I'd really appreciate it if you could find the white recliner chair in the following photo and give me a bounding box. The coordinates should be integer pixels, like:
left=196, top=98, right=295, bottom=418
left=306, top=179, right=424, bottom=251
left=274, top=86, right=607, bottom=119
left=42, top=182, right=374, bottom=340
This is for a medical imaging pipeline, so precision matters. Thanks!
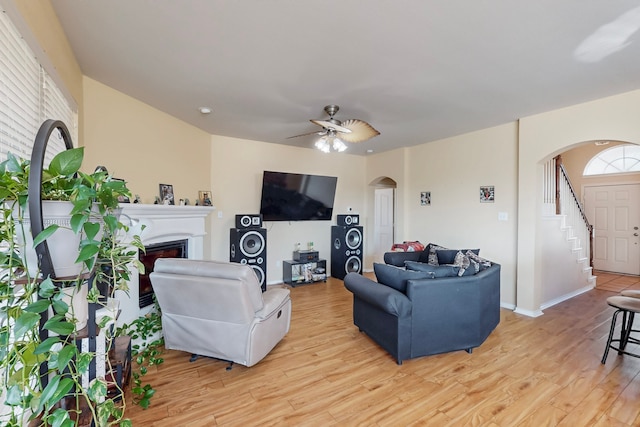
left=149, top=258, right=291, bottom=367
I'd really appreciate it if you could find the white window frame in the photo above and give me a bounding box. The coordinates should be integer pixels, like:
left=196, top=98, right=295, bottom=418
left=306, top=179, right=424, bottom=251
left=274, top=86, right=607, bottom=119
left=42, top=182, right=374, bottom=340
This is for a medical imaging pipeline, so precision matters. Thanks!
left=583, top=144, right=640, bottom=176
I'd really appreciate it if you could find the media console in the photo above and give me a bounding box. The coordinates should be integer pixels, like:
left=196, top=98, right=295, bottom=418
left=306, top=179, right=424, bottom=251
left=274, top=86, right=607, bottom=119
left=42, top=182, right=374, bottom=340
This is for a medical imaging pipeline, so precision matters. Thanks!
left=283, top=258, right=327, bottom=287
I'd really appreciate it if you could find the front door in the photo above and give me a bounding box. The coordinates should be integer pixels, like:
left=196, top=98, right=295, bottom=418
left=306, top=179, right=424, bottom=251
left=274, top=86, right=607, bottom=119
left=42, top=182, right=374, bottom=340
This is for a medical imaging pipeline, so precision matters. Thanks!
left=584, top=184, right=640, bottom=275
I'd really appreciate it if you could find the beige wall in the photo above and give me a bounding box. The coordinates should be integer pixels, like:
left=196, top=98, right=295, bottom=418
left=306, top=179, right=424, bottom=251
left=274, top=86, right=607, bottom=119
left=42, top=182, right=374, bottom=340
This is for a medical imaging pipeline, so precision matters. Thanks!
left=82, top=77, right=212, bottom=206
left=402, top=123, right=519, bottom=306
left=210, top=135, right=366, bottom=283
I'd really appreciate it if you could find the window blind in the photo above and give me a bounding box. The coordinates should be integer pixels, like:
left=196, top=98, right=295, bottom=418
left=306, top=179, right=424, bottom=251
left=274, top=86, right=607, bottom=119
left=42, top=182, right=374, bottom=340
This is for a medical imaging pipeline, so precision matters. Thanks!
left=0, top=9, right=76, bottom=164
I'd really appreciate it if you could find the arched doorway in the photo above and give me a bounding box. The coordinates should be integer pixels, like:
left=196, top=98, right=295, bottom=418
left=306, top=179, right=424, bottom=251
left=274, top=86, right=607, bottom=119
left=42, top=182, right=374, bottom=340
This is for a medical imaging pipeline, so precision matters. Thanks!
left=562, top=141, right=640, bottom=275
left=370, top=177, right=397, bottom=264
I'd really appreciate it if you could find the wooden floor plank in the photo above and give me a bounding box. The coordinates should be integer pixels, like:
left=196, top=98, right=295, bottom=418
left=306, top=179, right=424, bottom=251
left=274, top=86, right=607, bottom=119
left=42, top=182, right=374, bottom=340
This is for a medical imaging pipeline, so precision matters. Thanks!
left=123, top=270, right=640, bottom=426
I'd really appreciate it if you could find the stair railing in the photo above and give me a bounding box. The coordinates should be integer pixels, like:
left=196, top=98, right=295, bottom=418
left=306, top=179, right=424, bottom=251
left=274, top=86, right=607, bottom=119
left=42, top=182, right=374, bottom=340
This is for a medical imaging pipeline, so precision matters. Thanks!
left=553, top=155, right=594, bottom=268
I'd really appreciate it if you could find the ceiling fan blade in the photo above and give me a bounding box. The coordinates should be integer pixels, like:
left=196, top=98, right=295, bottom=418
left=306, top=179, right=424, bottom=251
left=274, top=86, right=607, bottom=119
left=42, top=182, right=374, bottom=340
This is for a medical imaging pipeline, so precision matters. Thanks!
left=286, top=130, right=325, bottom=139
left=338, top=119, right=380, bottom=143
left=310, top=119, right=352, bottom=134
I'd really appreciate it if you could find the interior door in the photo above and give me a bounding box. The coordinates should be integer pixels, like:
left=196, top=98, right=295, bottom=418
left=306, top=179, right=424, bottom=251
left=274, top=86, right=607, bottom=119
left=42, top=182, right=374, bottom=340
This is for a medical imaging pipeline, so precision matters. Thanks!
left=584, top=184, right=640, bottom=275
left=373, top=188, right=395, bottom=264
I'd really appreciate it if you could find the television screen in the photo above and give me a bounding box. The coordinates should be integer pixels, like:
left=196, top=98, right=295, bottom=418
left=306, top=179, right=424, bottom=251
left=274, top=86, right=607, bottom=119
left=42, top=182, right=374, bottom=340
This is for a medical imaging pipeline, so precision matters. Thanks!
left=259, top=171, right=337, bottom=221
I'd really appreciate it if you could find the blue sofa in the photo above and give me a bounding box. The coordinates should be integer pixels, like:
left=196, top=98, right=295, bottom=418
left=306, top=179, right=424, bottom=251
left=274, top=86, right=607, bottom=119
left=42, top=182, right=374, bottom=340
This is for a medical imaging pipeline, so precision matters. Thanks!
left=343, top=248, right=500, bottom=364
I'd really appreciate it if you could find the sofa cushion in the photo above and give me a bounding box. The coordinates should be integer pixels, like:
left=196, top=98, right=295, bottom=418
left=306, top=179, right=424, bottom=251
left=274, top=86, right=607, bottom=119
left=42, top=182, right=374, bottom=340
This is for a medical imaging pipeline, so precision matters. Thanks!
left=374, top=263, right=432, bottom=293
left=404, top=261, right=459, bottom=278
left=436, top=248, right=480, bottom=265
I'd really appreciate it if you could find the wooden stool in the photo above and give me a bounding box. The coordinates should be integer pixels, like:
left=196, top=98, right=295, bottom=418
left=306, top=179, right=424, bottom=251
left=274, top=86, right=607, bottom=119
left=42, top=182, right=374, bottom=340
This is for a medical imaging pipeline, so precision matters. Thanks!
left=601, top=296, right=640, bottom=364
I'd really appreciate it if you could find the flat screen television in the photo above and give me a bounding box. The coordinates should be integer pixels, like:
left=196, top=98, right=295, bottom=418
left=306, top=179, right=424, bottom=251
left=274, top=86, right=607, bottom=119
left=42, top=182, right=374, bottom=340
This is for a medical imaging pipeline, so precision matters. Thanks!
left=259, top=171, right=337, bottom=221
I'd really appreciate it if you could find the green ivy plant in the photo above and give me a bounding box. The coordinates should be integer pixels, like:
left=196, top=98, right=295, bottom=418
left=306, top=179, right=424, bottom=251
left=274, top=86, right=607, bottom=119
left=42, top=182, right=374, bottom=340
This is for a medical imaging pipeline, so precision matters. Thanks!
left=116, top=301, right=164, bottom=410
left=0, top=147, right=144, bottom=426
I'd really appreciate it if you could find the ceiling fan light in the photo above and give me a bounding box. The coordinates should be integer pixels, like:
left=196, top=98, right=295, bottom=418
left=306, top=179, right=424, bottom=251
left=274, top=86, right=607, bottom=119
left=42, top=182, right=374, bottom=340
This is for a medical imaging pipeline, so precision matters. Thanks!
left=315, top=138, right=330, bottom=153
left=333, top=139, right=347, bottom=152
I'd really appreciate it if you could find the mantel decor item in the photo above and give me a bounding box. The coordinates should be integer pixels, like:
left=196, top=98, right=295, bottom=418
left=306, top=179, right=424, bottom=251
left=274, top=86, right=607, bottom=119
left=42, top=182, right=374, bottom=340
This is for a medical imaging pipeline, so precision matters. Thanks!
left=199, top=190, right=212, bottom=206
left=480, top=186, right=495, bottom=203
left=159, top=183, right=175, bottom=205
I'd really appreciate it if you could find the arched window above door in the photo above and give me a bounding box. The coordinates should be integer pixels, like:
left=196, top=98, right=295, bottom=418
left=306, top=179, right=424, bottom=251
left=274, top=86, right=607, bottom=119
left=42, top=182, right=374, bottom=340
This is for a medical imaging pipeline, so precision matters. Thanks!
left=583, top=144, right=640, bottom=176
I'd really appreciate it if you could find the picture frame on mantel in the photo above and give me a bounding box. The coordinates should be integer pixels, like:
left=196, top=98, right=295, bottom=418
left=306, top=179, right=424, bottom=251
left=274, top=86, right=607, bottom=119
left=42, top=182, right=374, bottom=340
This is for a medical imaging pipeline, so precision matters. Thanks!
left=199, top=190, right=212, bottom=206
left=159, top=183, right=175, bottom=205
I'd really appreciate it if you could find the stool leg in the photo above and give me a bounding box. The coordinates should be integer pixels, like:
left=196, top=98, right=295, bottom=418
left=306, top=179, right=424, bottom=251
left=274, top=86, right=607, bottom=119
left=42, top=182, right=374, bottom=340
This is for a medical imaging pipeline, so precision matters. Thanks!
left=619, top=310, right=629, bottom=353
left=622, top=312, right=636, bottom=351
left=602, top=309, right=622, bottom=364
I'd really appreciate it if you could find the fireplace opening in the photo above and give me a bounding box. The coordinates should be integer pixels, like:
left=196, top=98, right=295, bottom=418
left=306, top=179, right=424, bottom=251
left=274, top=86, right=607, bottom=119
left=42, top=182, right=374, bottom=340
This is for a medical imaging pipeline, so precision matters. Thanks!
left=139, top=239, right=188, bottom=308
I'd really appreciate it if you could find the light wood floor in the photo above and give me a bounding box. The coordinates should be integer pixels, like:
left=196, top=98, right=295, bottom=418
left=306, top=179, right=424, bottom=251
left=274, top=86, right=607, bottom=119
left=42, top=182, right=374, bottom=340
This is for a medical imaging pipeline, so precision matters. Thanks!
left=124, top=271, right=640, bottom=426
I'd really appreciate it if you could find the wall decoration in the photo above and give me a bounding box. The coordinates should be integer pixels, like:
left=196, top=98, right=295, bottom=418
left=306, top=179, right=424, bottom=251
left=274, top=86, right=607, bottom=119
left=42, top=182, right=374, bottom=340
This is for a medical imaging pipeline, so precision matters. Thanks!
left=199, top=190, right=213, bottom=206
left=159, top=183, right=175, bottom=205
left=420, top=191, right=431, bottom=206
left=480, top=186, right=495, bottom=203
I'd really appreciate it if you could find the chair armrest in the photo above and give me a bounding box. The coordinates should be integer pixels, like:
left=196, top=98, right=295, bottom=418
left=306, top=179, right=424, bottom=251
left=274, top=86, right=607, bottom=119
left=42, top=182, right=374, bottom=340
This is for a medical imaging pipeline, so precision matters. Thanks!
left=383, top=251, right=422, bottom=267
left=255, top=287, right=290, bottom=319
left=344, top=273, right=411, bottom=317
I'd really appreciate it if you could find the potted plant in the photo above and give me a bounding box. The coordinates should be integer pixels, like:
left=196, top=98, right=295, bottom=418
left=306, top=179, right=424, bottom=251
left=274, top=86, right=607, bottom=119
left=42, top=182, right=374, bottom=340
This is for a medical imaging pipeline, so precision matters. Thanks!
left=0, top=120, right=143, bottom=426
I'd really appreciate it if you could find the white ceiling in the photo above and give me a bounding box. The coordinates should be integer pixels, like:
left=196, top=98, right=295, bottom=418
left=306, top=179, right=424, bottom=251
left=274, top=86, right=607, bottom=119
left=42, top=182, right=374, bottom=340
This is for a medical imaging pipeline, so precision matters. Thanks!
left=50, top=1, right=640, bottom=156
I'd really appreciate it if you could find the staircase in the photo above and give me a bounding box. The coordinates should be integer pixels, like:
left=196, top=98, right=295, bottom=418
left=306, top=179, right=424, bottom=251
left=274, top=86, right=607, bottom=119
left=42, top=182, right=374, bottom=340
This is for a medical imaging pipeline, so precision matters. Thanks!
left=540, top=156, right=596, bottom=308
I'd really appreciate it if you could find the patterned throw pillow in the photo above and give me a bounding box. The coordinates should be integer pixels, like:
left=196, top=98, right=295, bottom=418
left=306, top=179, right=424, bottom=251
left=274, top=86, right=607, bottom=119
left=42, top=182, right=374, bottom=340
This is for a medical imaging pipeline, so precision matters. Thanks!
left=465, top=250, right=492, bottom=271
left=419, top=243, right=449, bottom=265
left=452, top=251, right=472, bottom=276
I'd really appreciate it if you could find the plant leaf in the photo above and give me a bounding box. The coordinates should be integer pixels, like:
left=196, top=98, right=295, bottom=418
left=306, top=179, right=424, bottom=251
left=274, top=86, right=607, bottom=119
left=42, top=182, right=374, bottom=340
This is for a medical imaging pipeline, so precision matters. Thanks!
left=44, top=317, right=75, bottom=335
left=48, top=408, right=73, bottom=427
left=45, top=377, right=74, bottom=411
left=35, top=336, right=62, bottom=354
left=14, top=312, right=40, bottom=338
left=24, top=299, right=52, bottom=313
left=75, top=243, right=99, bottom=263
left=33, top=224, right=59, bottom=247
left=39, top=278, right=56, bottom=298
left=54, top=344, right=76, bottom=371
left=48, top=147, right=83, bottom=176
left=83, top=221, right=101, bottom=241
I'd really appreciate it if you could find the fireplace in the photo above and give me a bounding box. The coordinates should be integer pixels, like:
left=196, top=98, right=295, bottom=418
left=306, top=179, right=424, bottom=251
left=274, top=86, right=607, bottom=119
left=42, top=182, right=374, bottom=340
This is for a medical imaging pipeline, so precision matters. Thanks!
left=138, top=239, right=188, bottom=308
left=115, top=204, right=215, bottom=327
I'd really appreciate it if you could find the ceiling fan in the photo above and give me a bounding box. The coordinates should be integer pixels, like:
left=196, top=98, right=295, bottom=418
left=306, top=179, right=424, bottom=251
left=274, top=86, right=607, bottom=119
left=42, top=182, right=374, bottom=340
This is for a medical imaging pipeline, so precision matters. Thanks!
left=288, top=105, right=380, bottom=152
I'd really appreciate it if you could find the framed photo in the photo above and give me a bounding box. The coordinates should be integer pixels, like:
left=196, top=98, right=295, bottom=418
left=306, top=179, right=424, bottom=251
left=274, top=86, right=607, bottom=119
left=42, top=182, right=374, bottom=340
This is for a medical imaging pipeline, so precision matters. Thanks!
left=159, top=183, right=175, bottom=205
left=480, top=186, right=495, bottom=203
left=420, top=191, right=431, bottom=206
left=199, top=190, right=212, bottom=206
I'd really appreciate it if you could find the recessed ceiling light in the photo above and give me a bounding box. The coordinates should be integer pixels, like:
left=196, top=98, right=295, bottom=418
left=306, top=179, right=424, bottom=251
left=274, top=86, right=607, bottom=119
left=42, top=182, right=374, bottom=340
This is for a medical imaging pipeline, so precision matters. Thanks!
left=595, top=140, right=610, bottom=146
left=199, top=107, right=212, bottom=114
left=367, top=149, right=374, bottom=153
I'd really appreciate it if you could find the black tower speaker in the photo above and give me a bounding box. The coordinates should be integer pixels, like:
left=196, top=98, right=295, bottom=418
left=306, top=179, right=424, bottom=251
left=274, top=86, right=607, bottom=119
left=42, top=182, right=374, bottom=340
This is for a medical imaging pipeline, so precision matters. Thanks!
left=230, top=227, right=267, bottom=291
left=235, top=214, right=263, bottom=229
left=337, top=214, right=360, bottom=226
left=331, top=225, right=363, bottom=280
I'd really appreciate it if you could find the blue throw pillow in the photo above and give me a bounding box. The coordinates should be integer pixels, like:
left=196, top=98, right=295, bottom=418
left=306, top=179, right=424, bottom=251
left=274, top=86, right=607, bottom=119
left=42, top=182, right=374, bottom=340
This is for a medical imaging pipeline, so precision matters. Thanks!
left=435, top=248, right=480, bottom=265
left=374, top=263, right=431, bottom=293
left=404, top=261, right=459, bottom=278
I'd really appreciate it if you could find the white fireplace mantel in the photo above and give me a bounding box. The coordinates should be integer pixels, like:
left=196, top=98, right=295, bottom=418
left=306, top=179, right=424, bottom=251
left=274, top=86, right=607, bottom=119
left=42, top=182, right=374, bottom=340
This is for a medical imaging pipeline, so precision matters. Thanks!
left=116, top=204, right=215, bottom=326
